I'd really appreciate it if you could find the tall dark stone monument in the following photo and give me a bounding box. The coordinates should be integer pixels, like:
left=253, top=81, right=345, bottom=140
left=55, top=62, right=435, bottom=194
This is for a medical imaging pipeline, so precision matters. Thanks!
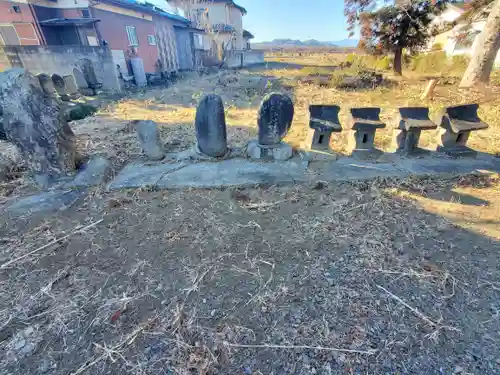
left=195, top=94, right=228, bottom=157
left=257, top=93, right=294, bottom=145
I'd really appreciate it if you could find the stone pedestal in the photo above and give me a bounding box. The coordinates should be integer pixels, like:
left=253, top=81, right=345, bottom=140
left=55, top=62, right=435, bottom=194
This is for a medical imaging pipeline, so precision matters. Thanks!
left=436, top=104, right=488, bottom=156
left=302, top=105, right=341, bottom=154
left=392, top=107, right=437, bottom=153
left=247, top=140, right=293, bottom=161
left=0, top=69, right=77, bottom=188
left=345, top=107, right=385, bottom=154
left=133, top=120, right=165, bottom=160
left=195, top=94, right=228, bottom=157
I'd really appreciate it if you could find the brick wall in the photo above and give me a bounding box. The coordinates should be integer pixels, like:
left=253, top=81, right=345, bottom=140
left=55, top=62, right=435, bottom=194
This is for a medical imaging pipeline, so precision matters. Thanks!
left=91, top=7, right=159, bottom=72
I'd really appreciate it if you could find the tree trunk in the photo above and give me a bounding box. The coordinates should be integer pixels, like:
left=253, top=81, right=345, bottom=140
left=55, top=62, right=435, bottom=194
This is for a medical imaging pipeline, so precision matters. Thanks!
left=459, top=0, right=500, bottom=88
left=393, top=48, right=403, bottom=75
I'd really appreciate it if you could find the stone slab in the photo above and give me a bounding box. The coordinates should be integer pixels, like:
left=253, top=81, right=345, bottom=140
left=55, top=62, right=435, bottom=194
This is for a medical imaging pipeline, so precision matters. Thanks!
left=8, top=189, right=82, bottom=217
left=397, top=156, right=499, bottom=175
left=321, top=159, right=408, bottom=181
left=107, top=162, right=188, bottom=190
left=158, top=159, right=308, bottom=189
left=66, top=156, right=111, bottom=188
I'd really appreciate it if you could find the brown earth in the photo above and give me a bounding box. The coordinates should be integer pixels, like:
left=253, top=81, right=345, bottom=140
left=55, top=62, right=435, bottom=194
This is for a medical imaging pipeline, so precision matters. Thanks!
left=0, top=174, right=499, bottom=375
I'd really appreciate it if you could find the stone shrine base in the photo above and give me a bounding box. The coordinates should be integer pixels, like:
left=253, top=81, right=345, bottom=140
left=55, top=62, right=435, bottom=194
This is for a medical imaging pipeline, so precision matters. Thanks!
left=6, top=152, right=500, bottom=217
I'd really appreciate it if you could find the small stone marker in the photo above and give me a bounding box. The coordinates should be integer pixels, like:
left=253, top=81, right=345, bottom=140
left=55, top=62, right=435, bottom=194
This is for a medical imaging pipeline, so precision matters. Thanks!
left=133, top=120, right=165, bottom=160
left=0, top=69, right=77, bottom=187
left=37, top=73, right=57, bottom=98
left=346, top=107, right=385, bottom=153
left=52, top=74, right=70, bottom=101
left=392, top=107, right=437, bottom=153
left=195, top=94, right=228, bottom=157
left=63, top=75, right=79, bottom=98
left=303, top=105, right=342, bottom=152
left=257, top=93, right=294, bottom=145
left=436, top=104, right=488, bottom=156
left=248, top=93, right=294, bottom=160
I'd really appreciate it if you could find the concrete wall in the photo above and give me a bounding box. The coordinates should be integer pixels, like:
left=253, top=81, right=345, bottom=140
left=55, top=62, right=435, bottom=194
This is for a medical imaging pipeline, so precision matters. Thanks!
left=225, top=49, right=264, bottom=68
left=243, top=50, right=264, bottom=65
left=90, top=7, right=159, bottom=73
left=0, top=45, right=120, bottom=91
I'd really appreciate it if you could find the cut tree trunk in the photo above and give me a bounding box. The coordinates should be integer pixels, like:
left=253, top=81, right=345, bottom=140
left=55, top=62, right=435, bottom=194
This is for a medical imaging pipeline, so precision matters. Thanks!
left=459, top=0, right=500, bottom=88
left=393, top=48, right=403, bottom=75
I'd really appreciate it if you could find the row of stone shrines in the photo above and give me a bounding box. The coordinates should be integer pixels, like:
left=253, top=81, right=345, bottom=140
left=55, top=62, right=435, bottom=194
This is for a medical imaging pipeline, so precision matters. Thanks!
left=189, top=93, right=489, bottom=159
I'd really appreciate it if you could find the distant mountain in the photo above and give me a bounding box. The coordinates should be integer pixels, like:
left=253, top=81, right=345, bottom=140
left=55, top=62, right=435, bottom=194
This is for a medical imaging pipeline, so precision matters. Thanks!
left=253, top=38, right=358, bottom=49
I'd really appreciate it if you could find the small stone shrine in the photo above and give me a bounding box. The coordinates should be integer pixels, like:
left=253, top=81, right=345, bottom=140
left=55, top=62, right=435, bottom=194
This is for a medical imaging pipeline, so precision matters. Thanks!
left=437, top=104, right=488, bottom=156
left=346, top=107, right=385, bottom=153
left=0, top=69, right=77, bottom=187
left=195, top=94, right=228, bottom=157
left=247, top=93, right=294, bottom=160
left=392, top=107, right=437, bottom=153
left=303, top=105, right=342, bottom=152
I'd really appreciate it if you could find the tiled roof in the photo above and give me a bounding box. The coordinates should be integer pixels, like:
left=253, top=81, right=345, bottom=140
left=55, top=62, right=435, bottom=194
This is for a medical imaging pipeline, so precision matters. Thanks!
left=209, top=0, right=247, bottom=15
left=243, top=30, right=254, bottom=39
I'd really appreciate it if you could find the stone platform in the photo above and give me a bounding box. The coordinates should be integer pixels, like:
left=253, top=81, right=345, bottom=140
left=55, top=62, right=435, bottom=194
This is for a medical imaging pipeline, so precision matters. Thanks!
left=6, top=153, right=500, bottom=217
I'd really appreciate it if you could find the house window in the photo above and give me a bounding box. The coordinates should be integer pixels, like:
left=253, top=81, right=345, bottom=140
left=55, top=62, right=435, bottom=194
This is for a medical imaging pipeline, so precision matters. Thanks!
left=147, top=34, right=156, bottom=45
left=12, top=5, right=21, bottom=13
left=126, top=25, right=138, bottom=46
left=81, top=9, right=90, bottom=18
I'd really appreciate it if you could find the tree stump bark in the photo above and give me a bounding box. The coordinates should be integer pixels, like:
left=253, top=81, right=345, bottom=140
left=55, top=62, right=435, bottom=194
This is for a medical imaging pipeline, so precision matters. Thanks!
left=0, top=69, right=77, bottom=187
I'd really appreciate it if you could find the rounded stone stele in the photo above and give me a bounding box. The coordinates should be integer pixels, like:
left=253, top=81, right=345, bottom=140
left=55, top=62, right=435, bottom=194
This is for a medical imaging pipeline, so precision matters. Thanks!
left=257, top=93, right=294, bottom=145
left=195, top=94, right=228, bottom=157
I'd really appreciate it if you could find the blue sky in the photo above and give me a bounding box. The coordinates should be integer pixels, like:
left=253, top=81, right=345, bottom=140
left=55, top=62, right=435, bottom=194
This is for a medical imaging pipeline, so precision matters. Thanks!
left=236, top=0, right=352, bottom=42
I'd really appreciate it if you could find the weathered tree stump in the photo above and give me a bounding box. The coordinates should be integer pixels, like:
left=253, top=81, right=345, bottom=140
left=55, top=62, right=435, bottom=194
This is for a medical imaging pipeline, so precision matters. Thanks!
left=0, top=69, right=77, bottom=187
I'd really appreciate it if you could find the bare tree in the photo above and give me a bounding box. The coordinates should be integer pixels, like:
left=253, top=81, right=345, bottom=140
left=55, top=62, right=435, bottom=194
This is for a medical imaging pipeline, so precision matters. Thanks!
left=459, top=0, right=500, bottom=87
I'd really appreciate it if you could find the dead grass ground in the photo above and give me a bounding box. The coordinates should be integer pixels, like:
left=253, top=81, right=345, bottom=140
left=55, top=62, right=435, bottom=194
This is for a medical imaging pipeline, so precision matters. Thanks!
left=0, top=174, right=499, bottom=374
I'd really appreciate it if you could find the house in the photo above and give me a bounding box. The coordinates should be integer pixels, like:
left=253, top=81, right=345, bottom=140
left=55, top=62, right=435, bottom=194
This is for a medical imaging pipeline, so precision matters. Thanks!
left=168, top=0, right=254, bottom=55
left=243, top=29, right=253, bottom=50
left=428, top=1, right=500, bottom=66
left=0, top=0, right=201, bottom=76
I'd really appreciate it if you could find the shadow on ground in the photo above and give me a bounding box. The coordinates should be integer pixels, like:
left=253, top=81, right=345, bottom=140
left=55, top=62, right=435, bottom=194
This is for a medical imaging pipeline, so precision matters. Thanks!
left=0, top=174, right=499, bottom=375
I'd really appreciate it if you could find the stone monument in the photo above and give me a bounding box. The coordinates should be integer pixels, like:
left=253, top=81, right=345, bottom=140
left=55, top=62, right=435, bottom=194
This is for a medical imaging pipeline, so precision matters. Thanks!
left=436, top=104, right=488, bottom=156
left=302, top=105, right=341, bottom=153
left=392, top=107, right=437, bottom=153
left=133, top=120, right=165, bottom=160
left=345, top=107, right=385, bottom=154
left=195, top=94, right=228, bottom=157
left=0, top=69, right=77, bottom=187
left=248, top=93, right=294, bottom=160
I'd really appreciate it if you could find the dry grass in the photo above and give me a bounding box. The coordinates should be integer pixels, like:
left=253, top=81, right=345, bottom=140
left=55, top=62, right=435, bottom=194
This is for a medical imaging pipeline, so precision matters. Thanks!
left=1, top=174, right=500, bottom=374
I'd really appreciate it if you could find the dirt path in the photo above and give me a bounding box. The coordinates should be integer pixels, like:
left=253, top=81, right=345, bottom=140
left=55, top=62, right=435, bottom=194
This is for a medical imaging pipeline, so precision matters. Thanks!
left=0, top=174, right=499, bottom=374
